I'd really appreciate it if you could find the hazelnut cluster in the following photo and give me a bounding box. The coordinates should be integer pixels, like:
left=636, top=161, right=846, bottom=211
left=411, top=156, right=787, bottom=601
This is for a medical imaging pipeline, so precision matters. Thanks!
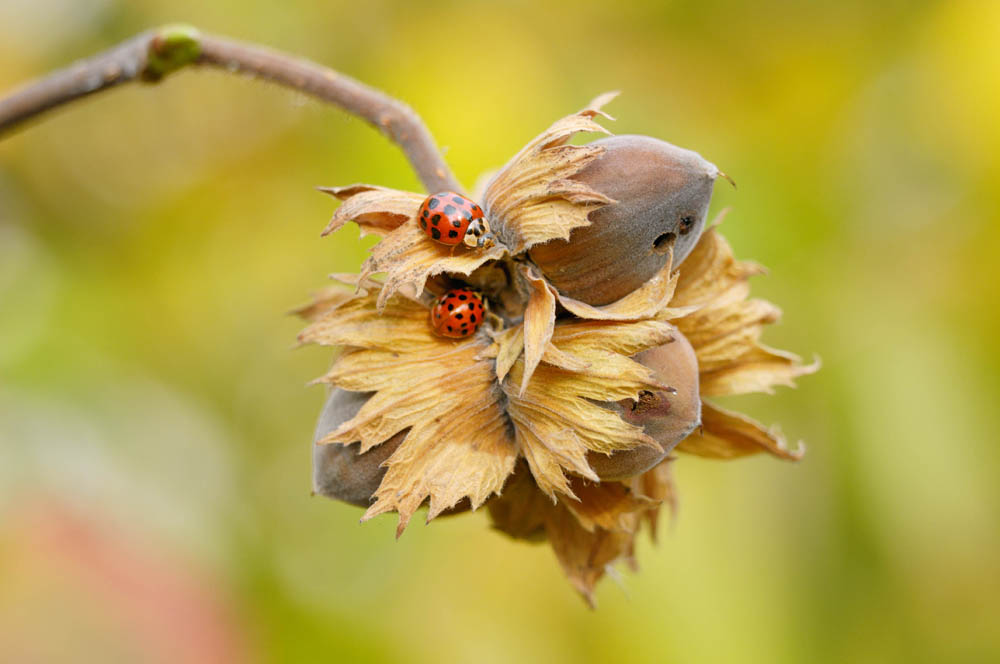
left=299, top=94, right=815, bottom=604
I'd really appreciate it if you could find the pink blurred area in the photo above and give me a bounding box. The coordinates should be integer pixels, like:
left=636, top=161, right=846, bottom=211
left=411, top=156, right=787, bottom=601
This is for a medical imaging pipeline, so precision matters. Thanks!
left=0, top=501, right=250, bottom=664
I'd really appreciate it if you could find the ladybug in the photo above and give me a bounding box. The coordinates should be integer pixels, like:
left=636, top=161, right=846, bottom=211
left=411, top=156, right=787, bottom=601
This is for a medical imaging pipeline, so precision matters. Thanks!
left=417, top=192, right=495, bottom=249
left=431, top=289, right=486, bottom=338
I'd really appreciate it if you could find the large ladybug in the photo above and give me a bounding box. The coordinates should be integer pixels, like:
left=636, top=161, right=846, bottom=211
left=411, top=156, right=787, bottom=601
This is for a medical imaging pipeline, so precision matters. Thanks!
left=431, top=289, right=485, bottom=338
left=417, top=192, right=495, bottom=249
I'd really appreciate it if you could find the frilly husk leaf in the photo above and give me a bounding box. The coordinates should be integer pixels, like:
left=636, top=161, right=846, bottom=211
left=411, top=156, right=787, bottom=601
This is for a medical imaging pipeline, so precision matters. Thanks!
left=319, top=185, right=507, bottom=311
left=520, top=268, right=557, bottom=396
left=489, top=319, right=672, bottom=499
left=678, top=401, right=803, bottom=460
left=700, top=344, right=820, bottom=397
left=487, top=462, right=550, bottom=541
left=299, top=286, right=515, bottom=536
left=629, top=458, right=677, bottom=541
left=562, top=475, right=655, bottom=533
left=297, top=284, right=432, bottom=354
left=490, top=323, right=592, bottom=385
left=545, top=503, right=638, bottom=608
left=292, top=274, right=384, bottom=321
left=490, top=325, right=524, bottom=383
left=319, top=185, right=425, bottom=238
left=670, top=227, right=818, bottom=397
left=542, top=318, right=677, bottom=380
left=483, top=93, right=618, bottom=255
left=361, top=224, right=507, bottom=310
left=555, top=251, right=694, bottom=322
left=513, top=256, right=690, bottom=392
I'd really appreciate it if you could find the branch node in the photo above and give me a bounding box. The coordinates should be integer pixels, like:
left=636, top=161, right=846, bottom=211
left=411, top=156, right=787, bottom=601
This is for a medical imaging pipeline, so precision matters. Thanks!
left=142, top=24, right=202, bottom=83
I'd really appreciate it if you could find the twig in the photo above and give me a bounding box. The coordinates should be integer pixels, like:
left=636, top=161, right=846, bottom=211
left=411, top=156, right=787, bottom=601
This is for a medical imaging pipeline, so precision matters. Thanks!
left=0, top=25, right=462, bottom=194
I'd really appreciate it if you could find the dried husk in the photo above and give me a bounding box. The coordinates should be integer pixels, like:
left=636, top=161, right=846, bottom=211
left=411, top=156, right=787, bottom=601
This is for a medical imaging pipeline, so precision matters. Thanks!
left=300, top=282, right=678, bottom=535
left=482, top=93, right=618, bottom=255
left=629, top=458, right=678, bottom=541
left=682, top=401, right=802, bottom=460
left=318, top=185, right=506, bottom=310
left=299, top=218, right=816, bottom=602
left=667, top=225, right=819, bottom=458
left=302, top=99, right=818, bottom=604
left=519, top=267, right=557, bottom=396
left=514, top=250, right=694, bottom=391
left=489, top=460, right=675, bottom=607
left=299, top=284, right=514, bottom=535
left=493, top=317, right=673, bottom=499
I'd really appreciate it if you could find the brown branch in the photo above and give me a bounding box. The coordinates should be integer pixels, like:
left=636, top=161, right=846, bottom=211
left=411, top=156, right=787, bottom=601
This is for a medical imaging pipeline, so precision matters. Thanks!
left=0, top=25, right=462, bottom=194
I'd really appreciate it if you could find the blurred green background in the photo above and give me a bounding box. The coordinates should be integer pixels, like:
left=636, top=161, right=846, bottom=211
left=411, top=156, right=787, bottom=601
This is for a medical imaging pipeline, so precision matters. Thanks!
left=1, top=1, right=998, bottom=662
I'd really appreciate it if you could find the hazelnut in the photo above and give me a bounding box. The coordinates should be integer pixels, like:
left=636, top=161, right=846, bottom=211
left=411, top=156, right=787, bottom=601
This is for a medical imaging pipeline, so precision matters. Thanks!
left=312, top=389, right=472, bottom=517
left=530, top=135, right=720, bottom=305
left=588, top=330, right=701, bottom=480
left=312, top=389, right=402, bottom=507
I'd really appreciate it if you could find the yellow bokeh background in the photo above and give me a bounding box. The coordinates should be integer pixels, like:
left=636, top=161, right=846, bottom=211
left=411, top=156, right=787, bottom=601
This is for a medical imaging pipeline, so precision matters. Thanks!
left=2, top=1, right=998, bottom=662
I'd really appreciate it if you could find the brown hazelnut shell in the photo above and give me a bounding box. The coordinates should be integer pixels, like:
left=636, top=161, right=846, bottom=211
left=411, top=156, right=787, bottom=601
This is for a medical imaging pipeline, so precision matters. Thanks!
left=530, top=135, right=720, bottom=306
left=588, top=329, right=701, bottom=480
left=312, top=389, right=401, bottom=507
left=312, top=389, right=472, bottom=516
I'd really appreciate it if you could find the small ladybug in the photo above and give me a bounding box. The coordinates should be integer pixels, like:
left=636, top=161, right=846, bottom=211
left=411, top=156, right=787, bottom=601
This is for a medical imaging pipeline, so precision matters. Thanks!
left=431, top=289, right=486, bottom=338
left=417, top=192, right=495, bottom=249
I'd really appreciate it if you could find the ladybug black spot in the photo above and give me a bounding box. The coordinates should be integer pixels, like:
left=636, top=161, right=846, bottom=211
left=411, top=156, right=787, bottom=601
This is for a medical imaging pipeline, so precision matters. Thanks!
left=420, top=219, right=427, bottom=229
left=431, top=228, right=441, bottom=240
left=458, top=294, right=468, bottom=301
left=470, top=314, right=476, bottom=322
left=452, top=195, right=465, bottom=205
left=452, top=219, right=462, bottom=228
left=428, top=198, right=439, bottom=210
left=448, top=230, right=458, bottom=238
left=448, top=303, right=454, bottom=311
left=455, top=313, right=464, bottom=320
left=422, top=209, right=429, bottom=219
left=443, top=204, right=457, bottom=216
left=447, top=325, right=453, bottom=332
left=432, top=214, right=441, bottom=225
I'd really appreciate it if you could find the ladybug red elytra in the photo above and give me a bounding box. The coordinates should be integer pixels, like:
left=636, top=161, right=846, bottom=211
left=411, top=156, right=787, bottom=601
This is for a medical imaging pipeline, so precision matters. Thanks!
left=431, top=289, right=485, bottom=338
left=417, top=192, right=495, bottom=249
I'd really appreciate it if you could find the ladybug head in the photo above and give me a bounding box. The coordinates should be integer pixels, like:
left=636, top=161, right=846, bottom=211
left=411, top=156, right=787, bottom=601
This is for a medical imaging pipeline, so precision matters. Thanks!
left=467, top=231, right=496, bottom=249
left=462, top=217, right=496, bottom=249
